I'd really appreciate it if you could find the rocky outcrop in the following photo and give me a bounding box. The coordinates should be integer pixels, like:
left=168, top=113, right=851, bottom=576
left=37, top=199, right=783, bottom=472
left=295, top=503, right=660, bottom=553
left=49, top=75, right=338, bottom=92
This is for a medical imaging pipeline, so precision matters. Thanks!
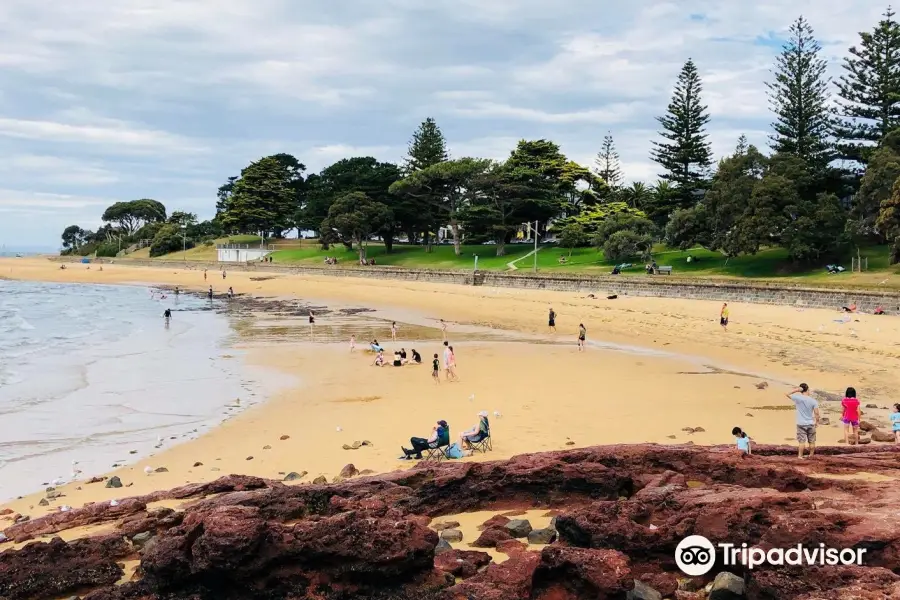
left=3, top=444, right=900, bottom=599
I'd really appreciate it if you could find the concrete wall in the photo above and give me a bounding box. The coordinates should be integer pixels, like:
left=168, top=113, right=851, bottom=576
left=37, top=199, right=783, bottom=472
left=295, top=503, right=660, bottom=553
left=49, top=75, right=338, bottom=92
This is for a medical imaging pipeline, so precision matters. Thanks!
left=50, top=256, right=900, bottom=313
left=217, top=248, right=271, bottom=262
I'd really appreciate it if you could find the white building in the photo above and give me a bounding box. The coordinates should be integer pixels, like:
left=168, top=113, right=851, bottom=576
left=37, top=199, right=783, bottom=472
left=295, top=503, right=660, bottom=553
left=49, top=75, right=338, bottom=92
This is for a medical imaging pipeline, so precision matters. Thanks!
left=216, top=243, right=273, bottom=263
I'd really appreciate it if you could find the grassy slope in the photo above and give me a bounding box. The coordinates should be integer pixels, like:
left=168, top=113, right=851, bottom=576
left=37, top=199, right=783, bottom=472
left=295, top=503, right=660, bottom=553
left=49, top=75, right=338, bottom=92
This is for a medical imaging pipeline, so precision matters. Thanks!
left=139, top=239, right=900, bottom=289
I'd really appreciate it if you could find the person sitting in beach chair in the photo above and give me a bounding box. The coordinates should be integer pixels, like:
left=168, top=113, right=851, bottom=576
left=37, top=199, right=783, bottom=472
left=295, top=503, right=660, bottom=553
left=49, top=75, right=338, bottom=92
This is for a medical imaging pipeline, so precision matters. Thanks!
left=460, top=411, right=491, bottom=453
left=401, top=420, right=449, bottom=460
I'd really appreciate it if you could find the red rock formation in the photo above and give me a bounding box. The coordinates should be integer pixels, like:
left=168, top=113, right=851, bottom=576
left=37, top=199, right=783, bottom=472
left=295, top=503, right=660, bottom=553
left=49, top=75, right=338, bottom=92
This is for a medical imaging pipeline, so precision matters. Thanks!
left=2, top=444, right=900, bottom=599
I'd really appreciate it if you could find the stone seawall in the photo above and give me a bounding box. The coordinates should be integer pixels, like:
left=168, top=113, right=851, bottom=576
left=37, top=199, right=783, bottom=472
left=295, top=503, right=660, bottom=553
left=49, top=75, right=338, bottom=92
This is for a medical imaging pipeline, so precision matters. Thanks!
left=52, top=256, right=900, bottom=313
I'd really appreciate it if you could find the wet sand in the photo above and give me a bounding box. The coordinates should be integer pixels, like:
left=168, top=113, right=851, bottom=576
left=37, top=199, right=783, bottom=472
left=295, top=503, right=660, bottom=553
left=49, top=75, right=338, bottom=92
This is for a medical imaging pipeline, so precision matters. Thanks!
left=2, top=257, right=899, bottom=522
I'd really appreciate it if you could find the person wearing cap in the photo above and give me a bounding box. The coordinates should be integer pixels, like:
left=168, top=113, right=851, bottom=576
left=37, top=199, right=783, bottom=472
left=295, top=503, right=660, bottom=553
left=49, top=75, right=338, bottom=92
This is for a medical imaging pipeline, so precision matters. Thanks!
left=787, top=383, right=820, bottom=459
left=459, top=411, right=490, bottom=449
left=401, top=419, right=450, bottom=460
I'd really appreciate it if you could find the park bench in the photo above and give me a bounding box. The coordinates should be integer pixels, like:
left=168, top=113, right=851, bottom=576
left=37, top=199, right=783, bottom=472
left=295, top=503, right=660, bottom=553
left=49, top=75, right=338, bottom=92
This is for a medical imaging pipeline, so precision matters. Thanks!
left=657, top=266, right=673, bottom=275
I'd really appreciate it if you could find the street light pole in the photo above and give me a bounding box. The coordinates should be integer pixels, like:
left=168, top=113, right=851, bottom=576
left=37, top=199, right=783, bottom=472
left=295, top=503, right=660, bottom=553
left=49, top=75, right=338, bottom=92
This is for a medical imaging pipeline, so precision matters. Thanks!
left=533, top=220, right=538, bottom=273
left=181, top=225, right=187, bottom=262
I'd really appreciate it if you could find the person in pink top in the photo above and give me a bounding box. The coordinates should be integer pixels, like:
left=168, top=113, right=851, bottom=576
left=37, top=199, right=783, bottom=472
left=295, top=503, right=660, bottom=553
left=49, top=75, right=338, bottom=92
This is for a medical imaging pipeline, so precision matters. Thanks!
left=841, top=387, right=862, bottom=445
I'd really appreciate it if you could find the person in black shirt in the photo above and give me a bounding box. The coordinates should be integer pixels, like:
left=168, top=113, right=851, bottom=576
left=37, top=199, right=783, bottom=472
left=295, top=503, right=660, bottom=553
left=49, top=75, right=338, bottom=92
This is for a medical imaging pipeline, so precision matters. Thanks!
left=411, top=349, right=422, bottom=364
left=432, top=354, right=440, bottom=383
left=163, top=308, right=172, bottom=327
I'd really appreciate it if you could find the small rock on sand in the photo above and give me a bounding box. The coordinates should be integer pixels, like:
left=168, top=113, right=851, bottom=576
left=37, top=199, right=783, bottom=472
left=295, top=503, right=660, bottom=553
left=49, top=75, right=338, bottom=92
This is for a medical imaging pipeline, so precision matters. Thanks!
left=628, top=579, right=663, bottom=600
left=339, top=464, right=359, bottom=478
left=312, top=475, right=328, bottom=485
left=819, top=417, right=830, bottom=425
left=280, top=435, right=290, bottom=440
left=359, top=469, right=375, bottom=475
left=866, top=403, right=879, bottom=409
left=131, top=531, right=155, bottom=549
left=283, top=471, right=307, bottom=481
left=263, top=445, right=272, bottom=450
left=342, top=444, right=354, bottom=450
left=129, top=450, right=137, bottom=454
left=440, top=529, right=463, bottom=542
left=246, top=456, right=254, bottom=461
left=860, top=421, right=878, bottom=432
left=745, top=413, right=754, bottom=417
left=755, top=382, right=768, bottom=390
left=106, top=476, right=123, bottom=489
left=361, top=440, right=373, bottom=446
left=565, top=441, right=575, bottom=446
left=38, top=498, right=49, bottom=507
left=692, top=427, right=706, bottom=433
left=435, top=539, right=453, bottom=554
left=193, top=462, right=203, bottom=467
left=154, top=467, right=169, bottom=473
left=86, top=476, right=106, bottom=484
left=871, top=430, right=895, bottom=443
left=210, top=467, right=220, bottom=472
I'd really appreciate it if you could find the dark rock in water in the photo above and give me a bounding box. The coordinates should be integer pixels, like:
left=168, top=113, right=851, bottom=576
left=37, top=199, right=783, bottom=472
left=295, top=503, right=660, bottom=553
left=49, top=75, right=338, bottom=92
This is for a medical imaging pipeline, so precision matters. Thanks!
left=432, top=520, right=460, bottom=532
left=505, top=519, right=533, bottom=538
left=434, top=538, right=452, bottom=555
left=439, top=529, right=463, bottom=543
left=527, top=527, right=557, bottom=544
left=709, top=571, right=745, bottom=599
left=105, top=476, right=122, bottom=489
left=472, top=527, right=513, bottom=548
left=131, top=531, right=154, bottom=549
left=283, top=471, right=307, bottom=481
left=434, top=549, right=491, bottom=578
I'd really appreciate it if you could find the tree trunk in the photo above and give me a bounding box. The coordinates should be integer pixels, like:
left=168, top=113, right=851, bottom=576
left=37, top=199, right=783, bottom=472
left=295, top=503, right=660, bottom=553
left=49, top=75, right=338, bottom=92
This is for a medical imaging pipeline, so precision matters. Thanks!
left=496, top=239, right=506, bottom=257
left=423, top=229, right=432, bottom=253
left=383, top=229, right=394, bottom=253
left=358, top=238, right=366, bottom=262
left=406, top=229, right=418, bottom=246
left=450, top=219, right=461, bottom=256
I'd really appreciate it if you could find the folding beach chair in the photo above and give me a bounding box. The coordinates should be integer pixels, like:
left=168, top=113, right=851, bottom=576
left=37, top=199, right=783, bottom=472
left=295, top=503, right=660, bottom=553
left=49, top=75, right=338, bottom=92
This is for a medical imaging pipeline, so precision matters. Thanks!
left=468, top=416, right=492, bottom=454
left=423, top=441, right=451, bottom=463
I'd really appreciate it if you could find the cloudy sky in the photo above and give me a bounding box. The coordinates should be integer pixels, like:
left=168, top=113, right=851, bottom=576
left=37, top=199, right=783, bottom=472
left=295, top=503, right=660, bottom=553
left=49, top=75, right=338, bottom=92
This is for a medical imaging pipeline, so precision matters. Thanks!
left=0, top=0, right=890, bottom=249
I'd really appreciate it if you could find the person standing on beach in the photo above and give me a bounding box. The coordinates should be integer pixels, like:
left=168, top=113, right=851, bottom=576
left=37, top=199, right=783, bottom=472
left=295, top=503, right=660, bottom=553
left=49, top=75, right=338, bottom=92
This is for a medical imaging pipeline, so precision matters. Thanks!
left=163, top=308, right=172, bottom=328
left=447, top=345, right=459, bottom=382
left=548, top=307, right=557, bottom=333
left=577, top=323, right=586, bottom=351
left=309, top=310, right=315, bottom=325
left=720, top=303, right=729, bottom=331
left=787, top=383, right=819, bottom=459
left=432, top=354, right=440, bottom=384
left=442, top=341, right=452, bottom=379
left=227, top=287, right=234, bottom=298
left=350, top=335, right=356, bottom=352
left=207, top=286, right=213, bottom=300
left=440, top=319, right=447, bottom=341
left=203, top=269, right=207, bottom=281
left=222, top=269, right=227, bottom=279
left=391, top=321, right=398, bottom=341
left=841, top=387, right=861, bottom=445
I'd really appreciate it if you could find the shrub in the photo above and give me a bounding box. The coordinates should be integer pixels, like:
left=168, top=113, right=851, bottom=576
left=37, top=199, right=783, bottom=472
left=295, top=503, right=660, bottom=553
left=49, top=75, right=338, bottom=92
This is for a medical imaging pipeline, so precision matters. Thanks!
left=149, top=224, right=194, bottom=257
left=602, top=230, right=652, bottom=262
left=95, top=241, right=120, bottom=257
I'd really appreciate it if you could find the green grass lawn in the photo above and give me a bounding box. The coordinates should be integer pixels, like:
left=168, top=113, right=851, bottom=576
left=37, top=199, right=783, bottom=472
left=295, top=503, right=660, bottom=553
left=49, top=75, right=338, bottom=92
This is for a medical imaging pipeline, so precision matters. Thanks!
left=146, top=238, right=900, bottom=288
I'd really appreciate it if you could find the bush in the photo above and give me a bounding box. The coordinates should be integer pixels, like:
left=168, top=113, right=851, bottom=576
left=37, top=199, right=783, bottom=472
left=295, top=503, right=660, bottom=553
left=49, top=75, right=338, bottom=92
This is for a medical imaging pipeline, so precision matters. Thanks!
left=95, top=241, right=121, bottom=257
left=149, top=224, right=194, bottom=257
left=602, top=230, right=652, bottom=262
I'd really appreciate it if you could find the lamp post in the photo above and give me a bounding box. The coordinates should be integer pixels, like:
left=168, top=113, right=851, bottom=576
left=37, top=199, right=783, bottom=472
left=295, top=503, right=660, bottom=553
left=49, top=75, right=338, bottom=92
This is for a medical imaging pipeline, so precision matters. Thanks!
left=181, top=224, right=187, bottom=262
left=532, top=220, right=538, bottom=273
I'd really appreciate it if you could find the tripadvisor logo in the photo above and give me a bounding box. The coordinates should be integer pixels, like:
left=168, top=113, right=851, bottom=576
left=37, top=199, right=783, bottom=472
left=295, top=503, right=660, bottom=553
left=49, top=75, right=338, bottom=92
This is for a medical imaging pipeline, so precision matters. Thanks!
left=675, top=535, right=867, bottom=576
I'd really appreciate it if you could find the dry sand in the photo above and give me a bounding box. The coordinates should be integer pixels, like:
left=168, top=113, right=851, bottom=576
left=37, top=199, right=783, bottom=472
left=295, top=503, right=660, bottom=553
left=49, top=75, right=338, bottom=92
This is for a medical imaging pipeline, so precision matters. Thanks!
left=2, top=257, right=900, bottom=522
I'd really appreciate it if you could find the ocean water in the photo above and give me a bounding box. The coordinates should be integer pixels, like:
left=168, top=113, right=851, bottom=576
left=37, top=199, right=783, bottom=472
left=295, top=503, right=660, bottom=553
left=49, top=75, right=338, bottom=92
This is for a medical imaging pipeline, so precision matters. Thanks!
left=0, top=281, right=265, bottom=501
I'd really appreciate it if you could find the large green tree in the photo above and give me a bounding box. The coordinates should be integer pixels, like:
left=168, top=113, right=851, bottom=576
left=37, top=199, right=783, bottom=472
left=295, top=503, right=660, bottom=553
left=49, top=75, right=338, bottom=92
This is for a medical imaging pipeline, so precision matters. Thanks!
left=767, top=16, right=833, bottom=168
left=593, top=133, right=623, bottom=189
left=404, top=117, right=449, bottom=173
left=650, top=59, right=712, bottom=210
left=101, top=199, right=167, bottom=235
left=855, top=142, right=900, bottom=235
left=835, top=8, right=900, bottom=162
left=61, top=225, right=86, bottom=251
left=299, top=157, right=402, bottom=250
left=320, top=192, right=392, bottom=262
left=390, top=157, right=492, bottom=255
left=218, top=155, right=304, bottom=236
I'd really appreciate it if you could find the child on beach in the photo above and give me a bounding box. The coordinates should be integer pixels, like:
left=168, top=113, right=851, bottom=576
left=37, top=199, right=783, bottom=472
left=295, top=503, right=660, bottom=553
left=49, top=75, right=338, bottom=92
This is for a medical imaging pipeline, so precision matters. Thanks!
left=892, top=404, right=900, bottom=443
left=441, top=319, right=447, bottom=341
left=578, top=323, right=586, bottom=351
left=350, top=335, right=356, bottom=352
left=720, top=303, right=729, bottom=331
left=447, top=345, right=459, bottom=381
left=732, top=427, right=751, bottom=454
left=841, top=387, right=861, bottom=445
left=548, top=307, right=557, bottom=333
left=373, top=350, right=385, bottom=367
left=432, top=354, right=440, bottom=383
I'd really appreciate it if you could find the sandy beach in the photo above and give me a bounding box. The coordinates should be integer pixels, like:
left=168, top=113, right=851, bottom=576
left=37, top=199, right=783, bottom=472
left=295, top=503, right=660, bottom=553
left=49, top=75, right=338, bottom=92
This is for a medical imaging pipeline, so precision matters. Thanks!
left=2, top=257, right=899, bottom=520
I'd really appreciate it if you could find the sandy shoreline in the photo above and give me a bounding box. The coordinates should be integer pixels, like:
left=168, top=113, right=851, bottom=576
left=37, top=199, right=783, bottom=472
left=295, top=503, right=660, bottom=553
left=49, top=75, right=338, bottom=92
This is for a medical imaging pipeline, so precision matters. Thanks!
left=2, top=256, right=899, bottom=522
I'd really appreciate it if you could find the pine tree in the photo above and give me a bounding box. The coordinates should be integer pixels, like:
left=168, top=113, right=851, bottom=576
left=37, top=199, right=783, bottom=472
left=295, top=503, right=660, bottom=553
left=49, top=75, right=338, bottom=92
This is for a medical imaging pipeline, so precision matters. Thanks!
left=766, top=16, right=833, bottom=167
left=593, top=132, right=622, bottom=188
left=650, top=59, right=712, bottom=207
left=835, top=7, right=900, bottom=162
left=404, top=117, right=449, bottom=173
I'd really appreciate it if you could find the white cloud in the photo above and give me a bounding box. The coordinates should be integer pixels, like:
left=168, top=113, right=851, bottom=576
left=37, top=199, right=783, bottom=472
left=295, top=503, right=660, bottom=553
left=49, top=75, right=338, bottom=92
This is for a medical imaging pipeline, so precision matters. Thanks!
left=0, top=0, right=893, bottom=246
